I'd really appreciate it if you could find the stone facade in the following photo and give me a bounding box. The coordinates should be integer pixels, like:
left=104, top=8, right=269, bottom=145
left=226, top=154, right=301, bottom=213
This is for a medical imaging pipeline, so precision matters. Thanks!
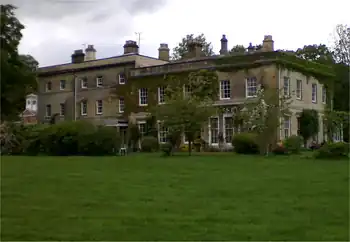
left=37, top=36, right=332, bottom=146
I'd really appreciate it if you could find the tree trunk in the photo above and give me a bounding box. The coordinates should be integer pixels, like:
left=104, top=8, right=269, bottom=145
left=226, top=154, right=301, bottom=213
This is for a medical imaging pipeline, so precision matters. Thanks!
left=188, top=141, right=192, bottom=156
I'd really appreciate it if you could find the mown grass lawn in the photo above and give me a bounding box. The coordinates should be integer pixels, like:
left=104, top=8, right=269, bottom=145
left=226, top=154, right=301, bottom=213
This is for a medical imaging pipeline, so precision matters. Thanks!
left=1, top=154, right=349, bottom=241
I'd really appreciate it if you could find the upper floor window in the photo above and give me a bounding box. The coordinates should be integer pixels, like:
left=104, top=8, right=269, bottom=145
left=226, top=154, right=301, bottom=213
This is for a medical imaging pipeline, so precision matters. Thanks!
left=296, top=79, right=302, bottom=99
left=283, top=76, right=290, bottom=96
left=96, top=76, right=103, bottom=87
left=60, top=103, right=65, bottom=116
left=96, top=100, right=103, bottom=115
left=81, top=77, right=88, bottom=89
left=119, top=97, right=125, bottom=113
left=312, top=83, right=317, bottom=103
left=158, top=87, right=165, bottom=104
left=45, top=104, right=51, bottom=117
left=245, top=77, right=257, bottom=97
left=183, top=85, right=192, bottom=98
left=46, top=81, right=52, bottom=91
left=118, top=73, right=126, bottom=84
left=81, top=100, right=87, bottom=116
left=60, top=80, right=66, bottom=90
left=220, top=80, right=231, bottom=99
left=322, top=86, right=327, bottom=104
left=139, top=88, right=148, bottom=106
left=32, top=100, right=37, bottom=105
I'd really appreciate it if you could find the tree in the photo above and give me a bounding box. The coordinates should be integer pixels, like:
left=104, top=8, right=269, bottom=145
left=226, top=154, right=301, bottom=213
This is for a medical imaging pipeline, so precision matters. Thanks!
left=229, top=45, right=246, bottom=54
left=1, top=4, right=38, bottom=121
left=333, top=24, right=350, bottom=65
left=295, top=44, right=334, bottom=64
left=154, top=70, right=218, bottom=155
left=237, top=86, right=292, bottom=154
left=171, top=33, right=214, bottom=60
left=299, top=109, right=319, bottom=147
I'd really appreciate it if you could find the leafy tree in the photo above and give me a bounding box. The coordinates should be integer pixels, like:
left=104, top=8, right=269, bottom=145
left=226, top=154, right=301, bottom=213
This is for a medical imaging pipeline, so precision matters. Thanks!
left=299, top=109, right=319, bottom=146
left=238, top=86, right=292, bottom=155
left=295, top=44, right=334, bottom=64
left=1, top=4, right=38, bottom=121
left=154, top=70, right=218, bottom=155
left=323, top=109, right=349, bottom=142
left=229, top=45, right=246, bottom=54
left=333, top=24, right=350, bottom=65
left=171, top=33, right=214, bottom=60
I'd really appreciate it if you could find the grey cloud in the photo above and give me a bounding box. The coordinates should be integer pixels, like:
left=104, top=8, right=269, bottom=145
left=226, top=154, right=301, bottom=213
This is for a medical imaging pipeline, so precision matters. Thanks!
left=8, top=0, right=166, bottom=21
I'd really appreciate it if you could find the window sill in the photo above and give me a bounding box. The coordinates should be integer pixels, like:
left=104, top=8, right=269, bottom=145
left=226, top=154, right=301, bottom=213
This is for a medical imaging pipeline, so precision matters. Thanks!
left=246, top=95, right=257, bottom=98
left=96, top=113, right=103, bottom=115
left=81, top=113, right=87, bottom=116
left=139, top=104, right=148, bottom=107
left=119, top=82, right=125, bottom=85
left=158, top=102, right=165, bottom=105
left=219, top=97, right=231, bottom=100
left=312, top=101, right=317, bottom=104
left=296, top=97, right=302, bottom=100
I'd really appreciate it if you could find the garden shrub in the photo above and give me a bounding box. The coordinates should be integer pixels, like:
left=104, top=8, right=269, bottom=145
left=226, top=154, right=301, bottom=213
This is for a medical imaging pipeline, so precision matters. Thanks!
left=284, top=135, right=303, bottom=154
left=315, top=142, right=349, bottom=159
left=232, top=132, right=259, bottom=154
left=160, top=142, right=173, bottom=156
left=272, top=145, right=288, bottom=155
left=141, top=136, right=159, bottom=152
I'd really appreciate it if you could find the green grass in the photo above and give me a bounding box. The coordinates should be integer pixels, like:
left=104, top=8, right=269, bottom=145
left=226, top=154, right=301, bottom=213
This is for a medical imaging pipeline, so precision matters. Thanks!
left=1, top=154, right=349, bottom=241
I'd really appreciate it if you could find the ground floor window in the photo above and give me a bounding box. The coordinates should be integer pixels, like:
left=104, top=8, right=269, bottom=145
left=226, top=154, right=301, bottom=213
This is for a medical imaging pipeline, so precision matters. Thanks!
left=138, top=122, right=146, bottom=137
left=210, top=117, right=219, bottom=144
left=283, top=116, right=291, bottom=139
left=333, top=124, right=343, bottom=142
left=224, top=116, right=233, bottom=143
left=158, top=122, right=168, bottom=143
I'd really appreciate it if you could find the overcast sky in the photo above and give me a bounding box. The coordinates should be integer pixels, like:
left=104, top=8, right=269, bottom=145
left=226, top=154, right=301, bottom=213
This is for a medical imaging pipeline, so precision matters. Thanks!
left=7, top=0, right=350, bottom=67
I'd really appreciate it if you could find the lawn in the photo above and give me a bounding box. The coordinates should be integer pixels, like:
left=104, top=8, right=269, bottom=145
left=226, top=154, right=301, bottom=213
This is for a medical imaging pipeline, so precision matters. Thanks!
left=1, top=154, right=349, bottom=241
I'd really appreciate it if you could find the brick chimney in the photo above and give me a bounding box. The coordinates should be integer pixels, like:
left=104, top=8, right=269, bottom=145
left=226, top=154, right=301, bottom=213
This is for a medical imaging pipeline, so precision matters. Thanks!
left=123, top=40, right=139, bottom=54
left=71, top=49, right=85, bottom=64
left=219, top=34, right=228, bottom=55
left=186, top=40, right=203, bottom=59
left=85, top=45, right=96, bottom=61
left=158, top=43, right=170, bottom=61
left=261, top=35, right=274, bottom=52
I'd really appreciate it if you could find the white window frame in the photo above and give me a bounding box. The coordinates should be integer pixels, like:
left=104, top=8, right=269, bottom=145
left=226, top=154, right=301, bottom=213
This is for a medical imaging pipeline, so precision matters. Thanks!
left=96, top=100, right=103, bottom=115
left=283, top=76, right=290, bottom=96
left=158, top=87, right=165, bottom=104
left=81, top=78, right=88, bottom=89
left=322, top=86, right=327, bottom=104
left=138, top=121, right=146, bottom=137
left=333, top=123, right=343, bottom=142
left=311, top=83, right=317, bottom=103
left=45, top=104, right=51, bottom=117
left=157, top=121, right=168, bottom=144
left=139, top=88, right=148, bottom=106
left=119, top=97, right=125, bottom=113
left=46, top=81, right=52, bottom=91
left=81, top=100, right=87, bottom=116
left=296, top=79, right=302, bottom=100
left=183, top=84, right=191, bottom=98
left=245, top=77, right=257, bottom=98
left=59, top=103, right=65, bottom=116
left=59, top=80, right=66, bottom=90
left=208, top=116, right=219, bottom=145
left=118, top=73, right=126, bottom=84
left=96, top=76, right=103, bottom=88
left=220, top=80, right=231, bottom=100
left=223, top=114, right=233, bottom=145
left=283, top=116, right=291, bottom=139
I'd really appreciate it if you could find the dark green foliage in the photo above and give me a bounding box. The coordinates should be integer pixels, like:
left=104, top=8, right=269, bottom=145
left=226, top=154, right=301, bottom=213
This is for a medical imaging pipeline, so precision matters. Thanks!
left=232, top=133, right=259, bottom=154
left=160, top=143, right=172, bottom=156
left=284, top=135, right=303, bottom=154
left=1, top=121, right=120, bottom=156
left=1, top=5, right=38, bottom=121
left=145, top=115, right=158, bottom=138
left=167, top=129, right=182, bottom=152
left=299, top=109, right=319, bottom=146
left=140, top=136, right=158, bottom=152
left=171, top=33, right=214, bottom=60
left=315, top=142, right=349, bottom=159
left=127, top=123, right=141, bottom=152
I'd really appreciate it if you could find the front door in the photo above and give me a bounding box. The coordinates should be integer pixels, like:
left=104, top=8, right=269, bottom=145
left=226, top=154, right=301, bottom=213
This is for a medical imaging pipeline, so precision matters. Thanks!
left=119, top=126, right=128, bottom=147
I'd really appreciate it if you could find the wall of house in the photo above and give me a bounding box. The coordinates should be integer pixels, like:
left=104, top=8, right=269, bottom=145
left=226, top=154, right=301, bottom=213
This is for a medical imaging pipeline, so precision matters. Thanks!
left=278, top=68, right=327, bottom=143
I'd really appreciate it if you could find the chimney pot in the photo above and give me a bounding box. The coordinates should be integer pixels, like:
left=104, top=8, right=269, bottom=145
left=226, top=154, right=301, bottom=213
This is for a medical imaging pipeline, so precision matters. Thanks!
left=72, top=49, right=85, bottom=63
left=262, top=35, right=274, bottom=52
left=85, top=44, right=96, bottom=61
left=158, top=43, right=170, bottom=61
left=220, top=34, right=228, bottom=55
left=123, top=40, right=139, bottom=54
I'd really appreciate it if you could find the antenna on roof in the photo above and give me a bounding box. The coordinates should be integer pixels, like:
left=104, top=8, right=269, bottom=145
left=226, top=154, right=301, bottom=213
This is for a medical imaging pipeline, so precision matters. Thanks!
left=135, top=32, right=142, bottom=50
left=82, top=43, right=87, bottom=50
